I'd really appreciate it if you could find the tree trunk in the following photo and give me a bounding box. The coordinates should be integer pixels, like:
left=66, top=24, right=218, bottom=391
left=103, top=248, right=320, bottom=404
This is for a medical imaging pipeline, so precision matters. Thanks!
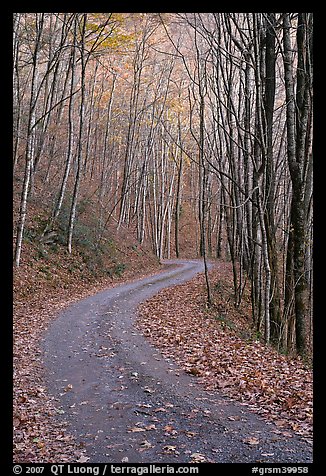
left=282, top=13, right=313, bottom=356
left=67, top=14, right=87, bottom=254
left=14, top=13, right=44, bottom=267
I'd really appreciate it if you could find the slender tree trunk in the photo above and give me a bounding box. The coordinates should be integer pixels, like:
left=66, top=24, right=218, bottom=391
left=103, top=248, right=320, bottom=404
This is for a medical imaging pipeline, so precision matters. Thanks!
left=174, top=148, right=183, bottom=258
left=14, top=13, right=44, bottom=267
left=68, top=14, right=87, bottom=253
left=13, top=13, right=22, bottom=172
left=46, top=19, right=78, bottom=232
left=262, top=13, right=281, bottom=342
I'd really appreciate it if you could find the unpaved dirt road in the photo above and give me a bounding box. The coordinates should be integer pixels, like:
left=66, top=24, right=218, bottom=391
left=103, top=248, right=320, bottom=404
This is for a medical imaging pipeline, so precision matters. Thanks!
left=42, top=260, right=312, bottom=463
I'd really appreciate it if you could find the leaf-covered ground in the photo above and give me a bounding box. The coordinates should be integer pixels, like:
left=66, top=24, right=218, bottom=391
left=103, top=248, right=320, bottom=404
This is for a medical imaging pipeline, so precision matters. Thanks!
left=13, top=256, right=312, bottom=462
left=137, top=262, right=313, bottom=443
left=13, top=237, right=161, bottom=462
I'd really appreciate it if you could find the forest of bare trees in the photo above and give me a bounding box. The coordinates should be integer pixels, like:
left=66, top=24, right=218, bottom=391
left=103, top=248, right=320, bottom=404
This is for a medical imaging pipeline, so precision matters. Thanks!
left=13, top=13, right=313, bottom=357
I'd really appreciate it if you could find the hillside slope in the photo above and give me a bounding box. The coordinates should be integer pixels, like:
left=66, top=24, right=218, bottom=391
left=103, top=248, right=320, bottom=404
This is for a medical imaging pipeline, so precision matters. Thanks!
left=13, top=185, right=163, bottom=462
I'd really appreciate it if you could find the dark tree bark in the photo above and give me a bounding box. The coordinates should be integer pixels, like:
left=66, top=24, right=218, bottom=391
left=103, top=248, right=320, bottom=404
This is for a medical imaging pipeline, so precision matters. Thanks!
left=283, top=13, right=313, bottom=356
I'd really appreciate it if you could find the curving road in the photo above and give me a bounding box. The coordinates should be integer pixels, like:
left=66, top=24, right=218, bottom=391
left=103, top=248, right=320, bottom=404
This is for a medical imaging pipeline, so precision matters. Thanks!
left=42, top=260, right=312, bottom=463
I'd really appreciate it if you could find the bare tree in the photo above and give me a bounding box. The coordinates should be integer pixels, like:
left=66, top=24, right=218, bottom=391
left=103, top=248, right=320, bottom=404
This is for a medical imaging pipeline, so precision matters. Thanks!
left=14, top=13, right=45, bottom=267
left=282, top=13, right=313, bottom=356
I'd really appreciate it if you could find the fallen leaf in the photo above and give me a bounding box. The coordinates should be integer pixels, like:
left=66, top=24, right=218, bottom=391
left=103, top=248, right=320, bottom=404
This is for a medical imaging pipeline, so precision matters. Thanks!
left=77, top=455, right=90, bottom=463
left=13, top=417, right=21, bottom=428
left=139, top=440, right=154, bottom=451
left=145, top=424, right=157, bottom=431
left=274, top=419, right=287, bottom=427
left=244, top=437, right=260, bottom=445
left=164, top=424, right=174, bottom=432
left=163, top=445, right=177, bottom=453
left=190, top=452, right=207, bottom=463
left=143, top=386, right=155, bottom=394
left=127, top=427, right=146, bottom=433
left=187, top=367, right=201, bottom=376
